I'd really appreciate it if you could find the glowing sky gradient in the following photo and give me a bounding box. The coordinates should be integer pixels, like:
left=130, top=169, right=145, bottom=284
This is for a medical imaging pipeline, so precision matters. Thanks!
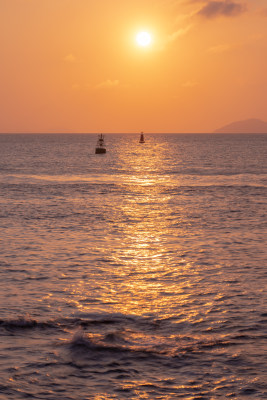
left=1, top=0, right=267, bottom=133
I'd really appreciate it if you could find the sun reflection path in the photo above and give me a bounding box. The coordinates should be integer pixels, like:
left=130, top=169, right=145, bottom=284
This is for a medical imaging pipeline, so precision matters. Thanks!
left=67, top=136, right=222, bottom=323
left=104, top=138, right=197, bottom=317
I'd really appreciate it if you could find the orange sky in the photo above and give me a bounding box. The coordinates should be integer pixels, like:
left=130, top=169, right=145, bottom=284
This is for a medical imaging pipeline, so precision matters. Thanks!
left=1, top=0, right=267, bottom=133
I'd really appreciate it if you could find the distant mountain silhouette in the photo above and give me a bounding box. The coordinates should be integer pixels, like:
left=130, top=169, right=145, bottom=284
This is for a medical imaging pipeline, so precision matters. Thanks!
left=214, top=118, right=267, bottom=133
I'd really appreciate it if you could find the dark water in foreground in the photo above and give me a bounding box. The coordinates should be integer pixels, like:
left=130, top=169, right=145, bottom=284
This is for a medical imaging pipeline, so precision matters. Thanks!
left=0, top=133, right=266, bottom=399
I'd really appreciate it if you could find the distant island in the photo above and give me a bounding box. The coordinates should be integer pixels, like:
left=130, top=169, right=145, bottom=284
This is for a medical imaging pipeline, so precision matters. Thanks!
left=214, top=118, right=267, bottom=133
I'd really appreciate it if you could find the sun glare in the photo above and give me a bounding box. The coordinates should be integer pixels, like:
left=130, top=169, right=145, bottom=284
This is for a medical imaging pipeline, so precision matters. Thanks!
left=136, top=31, right=152, bottom=47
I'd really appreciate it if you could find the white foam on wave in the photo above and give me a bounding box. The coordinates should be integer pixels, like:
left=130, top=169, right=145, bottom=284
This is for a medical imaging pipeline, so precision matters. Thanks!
left=70, top=327, right=93, bottom=348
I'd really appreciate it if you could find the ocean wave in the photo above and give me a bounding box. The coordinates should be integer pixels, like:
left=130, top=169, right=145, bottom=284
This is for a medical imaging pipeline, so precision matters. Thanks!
left=0, top=313, right=135, bottom=333
left=0, top=315, right=58, bottom=331
left=1, top=313, right=265, bottom=359
left=67, top=327, right=169, bottom=359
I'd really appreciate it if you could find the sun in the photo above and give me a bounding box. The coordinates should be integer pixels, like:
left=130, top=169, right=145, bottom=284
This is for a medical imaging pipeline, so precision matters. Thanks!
left=136, top=31, right=152, bottom=47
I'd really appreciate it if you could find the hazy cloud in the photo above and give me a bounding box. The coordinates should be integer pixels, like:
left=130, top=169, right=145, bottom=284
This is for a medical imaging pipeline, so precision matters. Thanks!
left=157, top=24, right=193, bottom=51
left=207, top=33, right=264, bottom=55
left=166, top=25, right=193, bottom=43
left=197, top=1, right=246, bottom=18
left=64, top=54, right=77, bottom=63
left=95, top=79, right=119, bottom=89
left=207, top=43, right=232, bottom=53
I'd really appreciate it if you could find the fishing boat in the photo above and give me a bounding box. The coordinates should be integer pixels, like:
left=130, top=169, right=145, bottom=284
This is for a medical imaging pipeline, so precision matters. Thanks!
left=139, top=132, right=145, bottom=143
left=95, top=134, right=106, bottom=154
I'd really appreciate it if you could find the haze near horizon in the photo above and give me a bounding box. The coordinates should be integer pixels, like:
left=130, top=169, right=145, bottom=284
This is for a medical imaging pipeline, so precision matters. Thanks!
left=1, top=0, right=267, bottom=133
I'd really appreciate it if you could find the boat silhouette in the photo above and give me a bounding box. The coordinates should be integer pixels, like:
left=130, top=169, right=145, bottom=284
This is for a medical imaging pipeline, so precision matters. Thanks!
left=139, top=132, right=145, bottom=143
left=95, top=134, right=106, bottom=154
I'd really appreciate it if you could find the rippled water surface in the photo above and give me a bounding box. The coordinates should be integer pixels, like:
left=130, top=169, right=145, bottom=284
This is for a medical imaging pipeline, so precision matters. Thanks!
left=0, top=133, right=267, bottom=399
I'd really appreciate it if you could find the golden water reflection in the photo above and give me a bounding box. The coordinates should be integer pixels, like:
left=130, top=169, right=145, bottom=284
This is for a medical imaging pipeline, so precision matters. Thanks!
left=108, top=142, right=192, bottom=317
left=69, top=136, right=220, bottom=321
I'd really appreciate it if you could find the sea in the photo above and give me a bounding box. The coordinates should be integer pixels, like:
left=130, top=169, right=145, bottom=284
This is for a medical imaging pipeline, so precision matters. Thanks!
left=0, top=133, right=266, bottom=399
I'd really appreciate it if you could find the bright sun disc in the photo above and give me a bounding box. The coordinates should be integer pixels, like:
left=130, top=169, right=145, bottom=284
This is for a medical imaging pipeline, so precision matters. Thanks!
left=136, top=31, right=151, bottom=47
